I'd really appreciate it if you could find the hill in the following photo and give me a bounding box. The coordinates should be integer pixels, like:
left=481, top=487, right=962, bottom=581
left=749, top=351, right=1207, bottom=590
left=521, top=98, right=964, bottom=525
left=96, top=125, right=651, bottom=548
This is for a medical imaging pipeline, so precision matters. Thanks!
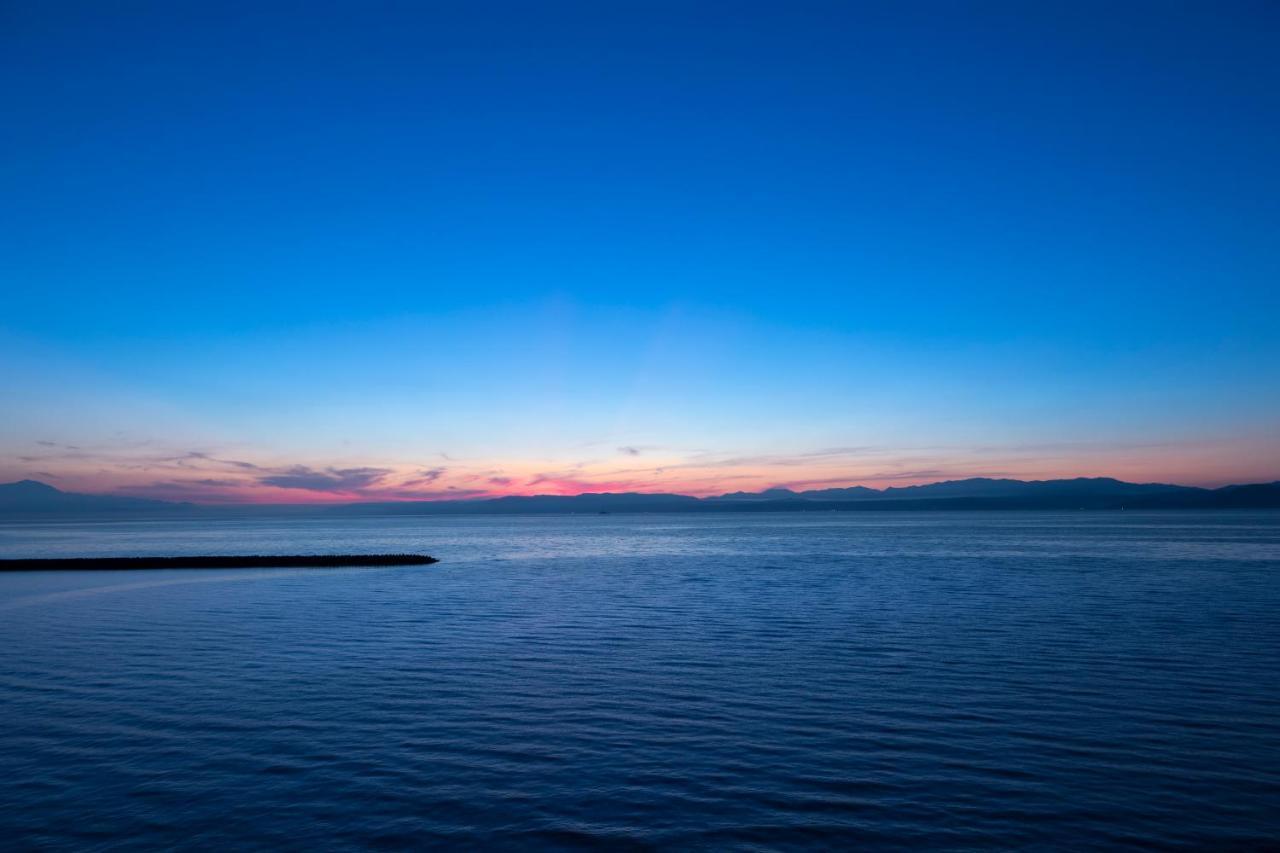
left=2, top=477, right=1278, bottom=516
left=0, top=480, right=187, bottom=514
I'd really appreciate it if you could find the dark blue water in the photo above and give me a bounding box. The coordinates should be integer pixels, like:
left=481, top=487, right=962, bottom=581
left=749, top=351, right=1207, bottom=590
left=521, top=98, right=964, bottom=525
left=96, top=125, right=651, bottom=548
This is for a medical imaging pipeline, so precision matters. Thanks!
left=1, top=512, right=1278, bottom=849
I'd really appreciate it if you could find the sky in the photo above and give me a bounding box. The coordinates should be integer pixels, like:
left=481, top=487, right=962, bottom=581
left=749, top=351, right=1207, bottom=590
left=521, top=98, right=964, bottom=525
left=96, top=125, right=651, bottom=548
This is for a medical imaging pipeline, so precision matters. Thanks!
left=2, top=1, right=1278, bottom=503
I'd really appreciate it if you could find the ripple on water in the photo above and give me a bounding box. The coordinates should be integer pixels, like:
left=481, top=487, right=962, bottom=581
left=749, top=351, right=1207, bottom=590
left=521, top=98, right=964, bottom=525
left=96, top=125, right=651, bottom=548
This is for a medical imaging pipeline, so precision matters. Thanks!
left=1, top=511, right=1279, bottom=849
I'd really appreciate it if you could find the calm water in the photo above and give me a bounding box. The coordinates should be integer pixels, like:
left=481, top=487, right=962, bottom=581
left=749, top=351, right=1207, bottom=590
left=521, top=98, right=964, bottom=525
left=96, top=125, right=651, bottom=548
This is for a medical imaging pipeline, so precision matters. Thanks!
left=1, top=512, right=1278, bottom=849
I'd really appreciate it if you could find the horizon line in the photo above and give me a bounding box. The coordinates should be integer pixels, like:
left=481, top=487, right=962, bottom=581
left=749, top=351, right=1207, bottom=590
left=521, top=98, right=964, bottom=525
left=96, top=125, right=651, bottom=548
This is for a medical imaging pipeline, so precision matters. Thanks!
left=9, top=474, right=1280, bottom=508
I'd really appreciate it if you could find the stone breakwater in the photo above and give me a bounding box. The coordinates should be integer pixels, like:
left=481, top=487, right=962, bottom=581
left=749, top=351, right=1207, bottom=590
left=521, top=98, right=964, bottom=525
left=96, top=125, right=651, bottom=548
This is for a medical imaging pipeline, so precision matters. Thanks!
left=0, top=554, right=439, bottom=571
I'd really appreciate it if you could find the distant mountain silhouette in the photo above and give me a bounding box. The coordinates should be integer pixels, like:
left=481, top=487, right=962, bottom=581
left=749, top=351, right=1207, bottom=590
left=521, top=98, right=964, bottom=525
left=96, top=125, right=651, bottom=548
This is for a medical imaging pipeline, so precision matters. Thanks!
left=0, top=480, right=186, bottom=514
left=1117, top=481, right=1280, bottom=509
left=2, top=477, right=1278, bottom=517
left=790, top=485, right=883, bottom=500
left=322, top=478, right=1280, bottom=514
left=711, top=477, right=1201, bottom=503
left=870, top=476, right=1203, bottom=500
left=0, top=479, right=62, bottom=504
left=710, top=488, right=808, bottom=502
left=332, top=492, right=704, bottom=515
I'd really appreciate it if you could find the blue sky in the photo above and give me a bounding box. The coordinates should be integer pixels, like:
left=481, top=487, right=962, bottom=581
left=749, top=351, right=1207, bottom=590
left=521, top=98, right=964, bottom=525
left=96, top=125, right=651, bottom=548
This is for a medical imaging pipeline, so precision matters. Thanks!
left=2, top=2, right=1278, bottom=501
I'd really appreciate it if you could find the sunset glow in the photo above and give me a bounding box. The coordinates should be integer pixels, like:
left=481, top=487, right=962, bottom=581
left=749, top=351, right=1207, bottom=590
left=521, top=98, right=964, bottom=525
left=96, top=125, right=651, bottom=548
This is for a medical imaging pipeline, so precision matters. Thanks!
left=2, top=3, right=1277, bottom=503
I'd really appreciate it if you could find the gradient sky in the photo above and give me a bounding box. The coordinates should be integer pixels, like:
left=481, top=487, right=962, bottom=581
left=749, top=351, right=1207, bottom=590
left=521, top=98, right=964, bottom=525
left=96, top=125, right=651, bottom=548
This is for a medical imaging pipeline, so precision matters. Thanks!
left=3, top=1, right=1278, bottom=503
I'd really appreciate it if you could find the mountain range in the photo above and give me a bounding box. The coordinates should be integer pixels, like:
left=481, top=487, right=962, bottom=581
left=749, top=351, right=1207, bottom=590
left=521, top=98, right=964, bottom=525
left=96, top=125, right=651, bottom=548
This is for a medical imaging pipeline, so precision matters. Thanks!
left=707, top=477, right=1198, bottom=502
left=0, top=479, right=188, bottom=514
left=2, top=477, right=1279, bottom=516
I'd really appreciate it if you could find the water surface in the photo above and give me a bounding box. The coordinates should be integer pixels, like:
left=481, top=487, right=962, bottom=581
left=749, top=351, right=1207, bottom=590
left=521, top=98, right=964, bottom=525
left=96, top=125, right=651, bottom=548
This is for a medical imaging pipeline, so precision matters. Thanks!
left=2, top=512, right=1278, bottom=848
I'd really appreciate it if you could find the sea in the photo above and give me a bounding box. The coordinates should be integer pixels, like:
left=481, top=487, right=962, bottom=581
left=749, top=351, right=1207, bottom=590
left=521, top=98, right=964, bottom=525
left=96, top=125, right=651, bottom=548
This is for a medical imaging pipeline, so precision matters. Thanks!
left=1, top=511, right=1278, bottom=849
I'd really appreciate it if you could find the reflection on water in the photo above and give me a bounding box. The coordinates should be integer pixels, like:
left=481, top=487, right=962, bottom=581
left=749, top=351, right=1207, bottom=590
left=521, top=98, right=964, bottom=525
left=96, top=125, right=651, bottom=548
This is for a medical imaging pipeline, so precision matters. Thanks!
left=2, top=512, right=1279, bottom=847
